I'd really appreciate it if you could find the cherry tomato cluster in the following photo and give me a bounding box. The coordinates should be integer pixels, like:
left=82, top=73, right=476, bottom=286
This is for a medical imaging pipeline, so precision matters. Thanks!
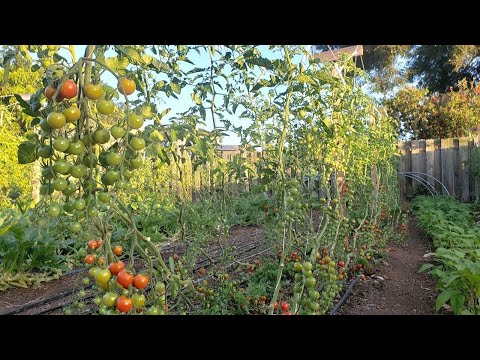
left=88, top=260, right=151, bottom=314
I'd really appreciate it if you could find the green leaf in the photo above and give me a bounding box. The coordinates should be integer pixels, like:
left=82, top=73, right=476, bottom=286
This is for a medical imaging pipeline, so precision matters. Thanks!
left=156, top=108, right=171, bottom=124
left=199, top=105, right=206, bottom=121
left=232, top=103, right=239, bottom=114
left=18, top=142, right=37, bottom=164
left=138, top=103, right=155, bottom=119
left=115, top=46, right=142, bottom=64
left=450, top=293, right=465, bottom=315
left=297, top=73, right=316, bottom=85
left=31, top=64, right=40, bottom=72
left=14, top=94, right=31, bottom=110
left=245, top=55, right=274, bottom=70
left=419, top=263, right=434, bottom=272
left=192, top=92, right=202, bottom=105
left=435, top=290, right=453, bottom=311
left=30, top=118, right=41, bottom=126
left=149, top=58, right=170, bottom=73
left=170, top=128, right=178, bottom=142
left=170, top=81, right=181, bottom=95
left=168, top=256, right=175, bottom=273
left=188, top=67, right=205, bottom=74
left=105, top=56, right=129, bottom=75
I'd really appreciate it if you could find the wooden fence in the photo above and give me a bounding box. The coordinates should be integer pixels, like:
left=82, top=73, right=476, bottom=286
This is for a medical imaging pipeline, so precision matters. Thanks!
left=398, top=136, right=479, bottom=201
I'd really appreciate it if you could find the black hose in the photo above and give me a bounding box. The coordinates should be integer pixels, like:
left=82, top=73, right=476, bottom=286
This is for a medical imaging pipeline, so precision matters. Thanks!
left=6, top=234, right=267, bottom=315
left=328, top=277, right=360, bottom=315
left=37, top=294, right=96, bottom=315
left=2, top=283, right=94, bottom=315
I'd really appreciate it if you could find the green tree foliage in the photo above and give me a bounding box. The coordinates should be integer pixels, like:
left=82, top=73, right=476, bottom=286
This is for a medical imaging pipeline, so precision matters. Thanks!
left=408, top=45, right=480, bottom=93
left=385, top=79, right=480, bottom=139
left=0, top=66, right=41, bottom=208
left=315, top=45, right=480, bottom=94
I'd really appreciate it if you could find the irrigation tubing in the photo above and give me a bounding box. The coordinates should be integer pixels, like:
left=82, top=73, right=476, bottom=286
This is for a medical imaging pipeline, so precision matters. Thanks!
left=10, top=240, right=268, bottom=315
left=328, top=276, right=360, bottom=315
left=3, top=284, right=94, bottom=315
left=4, top=234, right=264, bottom=315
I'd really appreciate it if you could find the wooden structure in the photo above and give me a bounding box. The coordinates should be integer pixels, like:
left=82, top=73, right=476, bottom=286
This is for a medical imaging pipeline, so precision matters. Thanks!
left=398, top=136, right=478, bottom=201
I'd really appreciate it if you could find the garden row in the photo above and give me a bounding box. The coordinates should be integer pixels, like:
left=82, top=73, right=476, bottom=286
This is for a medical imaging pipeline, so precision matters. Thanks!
left=1, top=45, right=402, bottom=315
left=413, top=195, right=480, bottom=315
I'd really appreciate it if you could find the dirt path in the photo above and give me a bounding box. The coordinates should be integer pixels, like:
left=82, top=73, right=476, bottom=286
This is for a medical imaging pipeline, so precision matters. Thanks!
left=339, top=215, right=439, bottom=315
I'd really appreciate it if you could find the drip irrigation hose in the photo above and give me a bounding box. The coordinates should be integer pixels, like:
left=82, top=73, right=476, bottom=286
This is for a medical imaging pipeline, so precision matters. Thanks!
left=3, top=283, right=94, bottom=315
left=328, top=276, right=360, bottom=315
left=8, top=239, right=268, bottom=315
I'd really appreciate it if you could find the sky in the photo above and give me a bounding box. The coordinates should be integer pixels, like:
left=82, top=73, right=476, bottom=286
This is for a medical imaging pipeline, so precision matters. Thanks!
left=61, top=45, right=315, bottom=145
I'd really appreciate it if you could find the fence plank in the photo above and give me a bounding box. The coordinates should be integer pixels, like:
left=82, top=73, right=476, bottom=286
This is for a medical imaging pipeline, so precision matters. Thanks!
left=425, top=139, right=435, bottom=191
left=459, top=137, right=469, bottom=201
left=434, top=139, right=442, bottom=193
left=404, top=141, right=413, bottom=197
left=453, top=138, right=460, bottom=199
left=441, top=138, right=455, bottom=196
left=398, top=142, right=407, bottom=198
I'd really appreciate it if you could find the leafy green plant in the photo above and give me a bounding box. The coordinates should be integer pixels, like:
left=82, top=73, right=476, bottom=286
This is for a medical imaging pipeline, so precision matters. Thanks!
left=414, top=195, right=480, bottom=314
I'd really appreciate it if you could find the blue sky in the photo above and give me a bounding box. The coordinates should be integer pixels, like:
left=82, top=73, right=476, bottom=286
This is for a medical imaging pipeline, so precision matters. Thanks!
left=62, top=45, right=315, bottom=145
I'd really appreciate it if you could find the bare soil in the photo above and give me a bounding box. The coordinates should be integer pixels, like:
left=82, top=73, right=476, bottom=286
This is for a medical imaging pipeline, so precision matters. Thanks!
left=338, top=214, right=440, bottom=315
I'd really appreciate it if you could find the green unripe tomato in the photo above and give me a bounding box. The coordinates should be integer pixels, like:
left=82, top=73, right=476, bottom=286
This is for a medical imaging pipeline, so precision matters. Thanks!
left=70, top=222, right=81, bottom=233
left=68, top=141, right=85, bottom=155
left=111, top=126, right=126, bottom=139
left=127, top=113, right=144, bottom=129
left=53, top=159, right=71, bottom=174
left=96, top=99, right=115, bottom=115
left=38, top=146, right=53, bottom=159
left=93, top=129, right=111, bottom=144
left=52, top=177, right=68, bottom=191
left=62, top=183, right=76, bottom=196
left=47, top=205, right=61, bottom=217
left=70, top=164, right=87, bottom=178
left=105, top=152, right=123, bottom=166
left=130, top=137, right=145, bottom=151
left=53, top=137, right=70, bottom=152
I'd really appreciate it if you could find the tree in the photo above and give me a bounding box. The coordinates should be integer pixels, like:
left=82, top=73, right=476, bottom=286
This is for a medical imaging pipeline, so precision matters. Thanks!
left=0, top=65, right=41, bottom=208
left=385, top=79, right=480, bottom=139
left=408, top=45, right=480, bottom=93
left=314, top=45, right=480, bottom=94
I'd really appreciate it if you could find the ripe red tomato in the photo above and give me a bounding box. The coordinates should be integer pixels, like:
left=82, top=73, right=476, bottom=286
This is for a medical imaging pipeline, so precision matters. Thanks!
left=173, top=254, right=179, bottom=261
left=108, top=261, right=126, bottom=276
left=118, top=77, right=136, bottom=95
left=133, top=274, right=149, bottom=289
left=280, top=301, right=289, bottom=312
left=59, top=79, right=78, bottom=99
left=273, top=302, right=278, bottom=310
left=338, top=261, right=345, bottom=267
left=113, top=245, right=123, bottom=256
left=198, top=267, right=207, bottom=275
left=87, top=240, right=98, bottom=250
left=45, top=85, right=64, bottom=102
left=281, top=311, right=292, bottom=315
left=117, top=269, right=134, bottom=289
left=361, top=244, right=367, bottom=250
left=84, top=254, right=95, bottom=264
left=115, top=295, right=133, bottom=313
